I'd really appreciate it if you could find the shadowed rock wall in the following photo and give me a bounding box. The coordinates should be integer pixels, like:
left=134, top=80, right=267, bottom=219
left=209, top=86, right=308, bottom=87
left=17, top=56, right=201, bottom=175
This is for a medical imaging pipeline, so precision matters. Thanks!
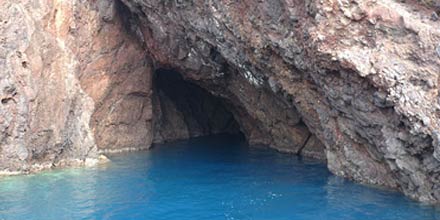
left=152, top=69, right=241, bottom=143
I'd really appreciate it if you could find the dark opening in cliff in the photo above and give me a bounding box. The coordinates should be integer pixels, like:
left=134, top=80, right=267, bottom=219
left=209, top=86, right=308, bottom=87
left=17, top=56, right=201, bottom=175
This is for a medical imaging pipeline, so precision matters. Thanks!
left=152, top=69, right=243, bottom=143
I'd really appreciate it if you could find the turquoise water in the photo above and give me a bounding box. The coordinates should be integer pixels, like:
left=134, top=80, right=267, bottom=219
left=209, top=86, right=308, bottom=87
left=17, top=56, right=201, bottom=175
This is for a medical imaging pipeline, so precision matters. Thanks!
left=0, top=135, right=439, bottom=220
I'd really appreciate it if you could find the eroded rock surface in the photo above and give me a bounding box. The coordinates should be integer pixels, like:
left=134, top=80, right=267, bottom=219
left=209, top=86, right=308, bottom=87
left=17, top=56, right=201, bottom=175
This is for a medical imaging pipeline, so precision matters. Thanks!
left=119, top=0, right=440, bottom=203
left=0, top=0, right=99, bottom=173
left=1, top=0, right=440, bottom=203
left=78, top=1, right=153, bottom=153
left=0, top=0, right=152, bottom=172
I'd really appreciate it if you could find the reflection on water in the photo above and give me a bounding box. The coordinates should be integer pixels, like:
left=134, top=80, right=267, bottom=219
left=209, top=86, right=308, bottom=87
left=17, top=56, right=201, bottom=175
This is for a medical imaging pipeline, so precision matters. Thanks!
left=0, top=134, right=439, bottom=220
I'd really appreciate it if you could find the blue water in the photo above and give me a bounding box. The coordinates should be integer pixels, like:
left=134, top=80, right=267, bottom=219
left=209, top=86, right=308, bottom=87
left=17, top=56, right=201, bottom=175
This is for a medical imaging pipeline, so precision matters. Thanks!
left=0, top=135, right=439, bottom=220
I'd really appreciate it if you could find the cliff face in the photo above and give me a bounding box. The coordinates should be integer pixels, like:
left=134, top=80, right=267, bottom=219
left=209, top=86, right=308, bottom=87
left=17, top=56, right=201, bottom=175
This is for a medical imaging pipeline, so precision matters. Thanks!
left=1, top=0, right=440, bottom=203
left=0, top=0, right=99, bottom=173
left=0, top=0, right=152, bottom=171
left=120, top=0, right=440, bottom=202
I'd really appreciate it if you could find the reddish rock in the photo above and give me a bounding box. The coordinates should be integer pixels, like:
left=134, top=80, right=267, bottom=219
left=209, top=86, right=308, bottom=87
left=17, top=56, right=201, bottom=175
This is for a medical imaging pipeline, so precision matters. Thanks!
left=1, top=0, right=440, bottom=204
left=119, top=0, right=440, bottom=203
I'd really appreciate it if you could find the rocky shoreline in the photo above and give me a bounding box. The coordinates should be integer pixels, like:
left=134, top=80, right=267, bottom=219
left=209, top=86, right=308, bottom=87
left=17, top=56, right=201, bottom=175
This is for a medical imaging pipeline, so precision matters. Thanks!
left=0, top=155, right=110, bottom=176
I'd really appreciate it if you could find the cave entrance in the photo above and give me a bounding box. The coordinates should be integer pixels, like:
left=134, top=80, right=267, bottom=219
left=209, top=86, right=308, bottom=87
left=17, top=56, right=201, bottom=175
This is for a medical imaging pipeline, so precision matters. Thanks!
left=152, top=69, right=243, bottom=144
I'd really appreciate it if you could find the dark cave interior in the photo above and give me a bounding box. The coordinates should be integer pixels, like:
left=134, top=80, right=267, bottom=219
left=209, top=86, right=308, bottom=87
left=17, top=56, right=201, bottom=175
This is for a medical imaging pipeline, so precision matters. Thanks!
left=152, top=69, right=244, bottom=143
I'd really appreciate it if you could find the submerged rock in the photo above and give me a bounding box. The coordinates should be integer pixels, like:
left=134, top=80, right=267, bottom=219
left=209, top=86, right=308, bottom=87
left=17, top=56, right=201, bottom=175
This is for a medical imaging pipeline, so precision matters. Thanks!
left=1, top=0, right=440, bottom=203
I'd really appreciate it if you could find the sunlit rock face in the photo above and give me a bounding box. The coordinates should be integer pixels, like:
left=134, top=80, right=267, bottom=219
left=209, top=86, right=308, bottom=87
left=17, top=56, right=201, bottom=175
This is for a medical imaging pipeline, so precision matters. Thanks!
left=0, top=0, right=153, bottom=171
left=0, top=0, right=99, bottom=173
left=1, top=0, right=440, bottom=203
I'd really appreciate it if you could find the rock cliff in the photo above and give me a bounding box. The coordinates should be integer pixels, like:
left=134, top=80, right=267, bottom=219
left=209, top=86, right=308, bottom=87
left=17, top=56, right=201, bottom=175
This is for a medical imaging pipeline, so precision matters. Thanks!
left=1, top=0, right=440, bottom=203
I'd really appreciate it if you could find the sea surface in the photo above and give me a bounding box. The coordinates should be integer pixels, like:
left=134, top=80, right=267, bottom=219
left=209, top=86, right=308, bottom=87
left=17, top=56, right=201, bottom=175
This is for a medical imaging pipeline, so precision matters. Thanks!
left=0, top=135, right=439, bottom=220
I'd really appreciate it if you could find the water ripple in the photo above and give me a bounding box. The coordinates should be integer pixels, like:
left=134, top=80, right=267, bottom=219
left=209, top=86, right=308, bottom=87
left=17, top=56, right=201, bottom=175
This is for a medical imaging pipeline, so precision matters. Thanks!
left=0, top=135, right=439, bottom=220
